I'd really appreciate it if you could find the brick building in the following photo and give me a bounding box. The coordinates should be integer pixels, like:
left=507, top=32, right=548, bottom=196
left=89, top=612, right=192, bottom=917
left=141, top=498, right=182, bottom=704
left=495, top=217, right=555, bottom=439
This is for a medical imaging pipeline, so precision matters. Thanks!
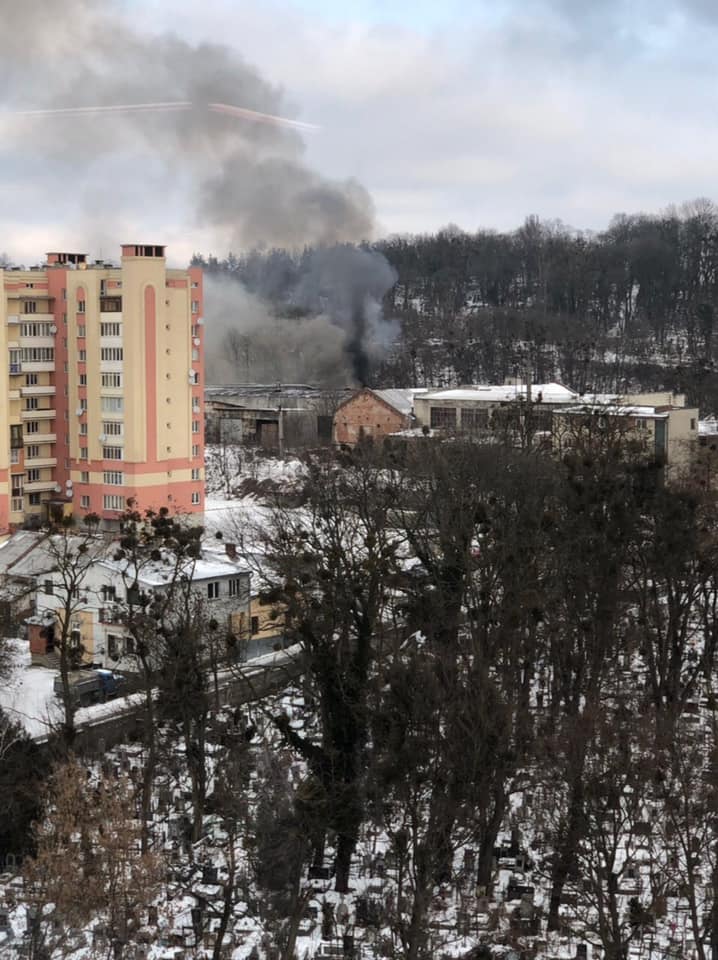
left=333, top=388, right=416, bottom=446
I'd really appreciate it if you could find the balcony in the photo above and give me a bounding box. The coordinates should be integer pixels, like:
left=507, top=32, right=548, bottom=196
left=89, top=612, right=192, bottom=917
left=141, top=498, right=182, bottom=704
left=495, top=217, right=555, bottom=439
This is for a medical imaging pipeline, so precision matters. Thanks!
left=24, top=480, right=58, bottom=493
left=24, top=433, right=55, bottom=444
left=25, top=457, right=57, bottom=469
left=21, top=385, right=56, bottom=397
left=21, top=362, right=55, bottom=373
left=7, top=315, right=19, bottom=325
left=99, top=606, right=124, bottom=625
left=21, top=408, right=55, bottom=420
left=18, top=336, right=54, bottom=348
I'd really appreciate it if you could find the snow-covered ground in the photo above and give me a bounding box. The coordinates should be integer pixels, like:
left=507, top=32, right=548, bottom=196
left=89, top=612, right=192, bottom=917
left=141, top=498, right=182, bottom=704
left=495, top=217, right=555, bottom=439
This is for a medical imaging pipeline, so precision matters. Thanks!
left=0, top=638, right=61, bottom=737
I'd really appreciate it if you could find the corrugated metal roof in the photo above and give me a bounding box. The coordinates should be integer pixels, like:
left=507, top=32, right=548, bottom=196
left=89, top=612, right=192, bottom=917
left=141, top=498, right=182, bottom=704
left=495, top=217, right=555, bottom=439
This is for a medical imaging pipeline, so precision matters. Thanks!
left=372, top=389, right=415, bottom=416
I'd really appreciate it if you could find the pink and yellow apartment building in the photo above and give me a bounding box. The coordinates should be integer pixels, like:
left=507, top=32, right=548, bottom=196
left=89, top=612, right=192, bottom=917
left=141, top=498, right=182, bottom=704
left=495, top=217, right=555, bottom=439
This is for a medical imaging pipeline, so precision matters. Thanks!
left=0, top=245, right=204, bottom=531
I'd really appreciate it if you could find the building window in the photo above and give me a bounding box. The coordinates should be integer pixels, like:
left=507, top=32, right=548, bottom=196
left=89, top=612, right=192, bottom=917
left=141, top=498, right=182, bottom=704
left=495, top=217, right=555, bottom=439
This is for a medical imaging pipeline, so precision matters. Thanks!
left=28, top=493, right=41, bottom=506
left=10, top=424, right=23, bottom=448
left=103, top=471, right=123, bottom=485
left=461, top=408, right=489, bottom=433
left=25, top=398, right=38, bottom=410
left=192, top=348, right=199, bottom=362
left=192, top=420, right=200, bottom=434
left=78, top=350, right=87, bottom=362
left=62, top=288, right=66, bottom=301
left=21, top=322, right=53, bottom=337
left=191, top=491, right=200, bottom=504
left=191, top=300, right=200, bottom=313
left=191, top=325, right=199, bottom=337
left=80, top=495, right=90, bottom=509
left=192, top=444, right=200, bottom=458
left=11, top=475, right=23, bottom=497
left=79, top=447, right=88, bottom=460
left=27, top=469, right=40, bottom=483
left=79, top=423, right=88, bottom=436
left=191, top=468, right=201, bottom=480
left=207, top=581, right=220, bottom=600
left=77, top=325, right=86, bottom=338
left=101, top=373, right=123, bottom=388
left=79, top=373, right=87, bottom=386
left=81, top=471, right=89, bottom=483
left=79, top=398, right=88, bottom=412
left=430, top=406, right=457, bottom=430
left=100, top=347, right=123, bottom=362
left=77, top=300, right=86, bottom=313
left=228, top=577, right=245, bottom=597
left=101, top=397, right=124, bottom=413
left=107, top=634, right=122, bottom=659
left=691, top=418, right=697, bottom=430
left=103, top=447, right=123, bottom=460
left=26, top=444, right=39, bottom=458
left=101, top=585, right=117, bottom=603
left=251, top=616, right=259, bottom=635
left=635, top=418, right=649, bottom=431
left=10, top=449, right=19, bottom=465
left=24, top=374, right=38, bottom=386
left=20, top=347, right=54, bottom=363
left=100, top=322, right=122, bottom=337
left=103, top=421, right=123, bottom=436
left=103, top=494, right=125, bottom=511
left=23, top=301, right=37, bottom=314
left=25, top=421, right=40, bottom=434
left=43, top=580, right=54, bottom=596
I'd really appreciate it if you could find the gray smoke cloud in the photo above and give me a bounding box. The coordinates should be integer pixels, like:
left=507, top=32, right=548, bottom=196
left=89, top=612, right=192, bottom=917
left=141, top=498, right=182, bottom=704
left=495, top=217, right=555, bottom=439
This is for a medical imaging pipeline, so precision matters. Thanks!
left=0, top=0, right=373, bottom=251
left=0, top=0, right=397, bottom=385
left=205, top=246, right=399, bottom=387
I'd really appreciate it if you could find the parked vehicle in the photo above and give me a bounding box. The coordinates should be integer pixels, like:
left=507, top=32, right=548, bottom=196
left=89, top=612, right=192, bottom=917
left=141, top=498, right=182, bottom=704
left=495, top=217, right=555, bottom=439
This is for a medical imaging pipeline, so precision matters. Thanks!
left=53, top=669, right=124, bottom=706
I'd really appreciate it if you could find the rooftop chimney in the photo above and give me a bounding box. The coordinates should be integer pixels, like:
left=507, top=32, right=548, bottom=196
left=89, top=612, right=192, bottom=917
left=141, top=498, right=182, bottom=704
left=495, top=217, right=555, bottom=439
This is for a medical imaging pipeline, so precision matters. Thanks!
left=225, top=543, right=238, bottom=560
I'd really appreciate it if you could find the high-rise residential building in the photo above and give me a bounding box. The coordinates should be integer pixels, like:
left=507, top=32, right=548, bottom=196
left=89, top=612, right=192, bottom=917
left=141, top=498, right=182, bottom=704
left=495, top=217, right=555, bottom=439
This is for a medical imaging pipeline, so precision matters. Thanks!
left=0, top=245, right=204, bottom=531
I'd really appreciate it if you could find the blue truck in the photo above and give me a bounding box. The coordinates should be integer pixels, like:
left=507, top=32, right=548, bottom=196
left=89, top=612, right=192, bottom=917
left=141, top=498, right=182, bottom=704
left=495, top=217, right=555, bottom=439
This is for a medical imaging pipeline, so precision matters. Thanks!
left=53, top=669, right=124, bottom=707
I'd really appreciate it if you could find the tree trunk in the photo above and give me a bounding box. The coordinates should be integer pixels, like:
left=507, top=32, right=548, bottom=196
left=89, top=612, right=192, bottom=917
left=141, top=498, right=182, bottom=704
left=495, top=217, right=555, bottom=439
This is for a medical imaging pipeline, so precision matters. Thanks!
left=139, top=656, right=156, bottom=853
left=59, top=633, right=76, bottom=747
left=212, top=841, right=236, bottom=960
left=548, top=765, right=585, bottom=931
left=334, top=829, right=356, bottom=894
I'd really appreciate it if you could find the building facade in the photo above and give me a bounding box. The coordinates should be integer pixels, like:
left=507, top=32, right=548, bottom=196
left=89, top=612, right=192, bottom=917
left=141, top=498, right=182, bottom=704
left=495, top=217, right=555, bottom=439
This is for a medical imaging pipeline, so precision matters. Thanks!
left=333, top=388, right=417, bottom=446
left=0, top=245, right=204, bottom=530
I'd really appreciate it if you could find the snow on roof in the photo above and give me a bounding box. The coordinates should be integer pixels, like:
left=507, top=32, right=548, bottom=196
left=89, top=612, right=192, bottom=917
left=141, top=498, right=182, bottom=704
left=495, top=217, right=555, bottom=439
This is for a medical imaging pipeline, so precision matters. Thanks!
left=421, top=382, right=579, bottom=404
left=99, top=548, right=250, bottom=587
left=371, top=389, right=416, bottom=417
left=4, top=533, right=108, bottom=579
left=562, top=403, right=669, bottom=418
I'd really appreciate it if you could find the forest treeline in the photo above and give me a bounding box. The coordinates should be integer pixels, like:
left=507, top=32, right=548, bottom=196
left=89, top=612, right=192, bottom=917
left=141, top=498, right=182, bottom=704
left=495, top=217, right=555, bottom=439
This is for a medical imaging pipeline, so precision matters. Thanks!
left=193, top=199, right=718, bottom=411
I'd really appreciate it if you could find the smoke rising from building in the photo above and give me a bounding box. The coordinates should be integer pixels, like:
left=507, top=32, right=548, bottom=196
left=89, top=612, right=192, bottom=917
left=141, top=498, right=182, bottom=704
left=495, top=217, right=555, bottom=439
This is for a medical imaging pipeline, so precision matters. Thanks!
left=0, top=0, right=397, bottom=386
left=204, top=246, right=399, bottom=387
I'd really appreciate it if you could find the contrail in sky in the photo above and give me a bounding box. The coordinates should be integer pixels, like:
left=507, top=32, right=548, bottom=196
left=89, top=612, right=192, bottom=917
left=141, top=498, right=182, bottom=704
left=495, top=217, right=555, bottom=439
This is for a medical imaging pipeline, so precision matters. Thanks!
left=8, top=101, right=320, bottom=131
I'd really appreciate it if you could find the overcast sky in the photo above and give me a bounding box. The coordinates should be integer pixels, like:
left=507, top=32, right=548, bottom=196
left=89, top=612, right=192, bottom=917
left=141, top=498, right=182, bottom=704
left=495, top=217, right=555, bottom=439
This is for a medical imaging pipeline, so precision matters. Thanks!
left=2, top=0, right=717, bottom=264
